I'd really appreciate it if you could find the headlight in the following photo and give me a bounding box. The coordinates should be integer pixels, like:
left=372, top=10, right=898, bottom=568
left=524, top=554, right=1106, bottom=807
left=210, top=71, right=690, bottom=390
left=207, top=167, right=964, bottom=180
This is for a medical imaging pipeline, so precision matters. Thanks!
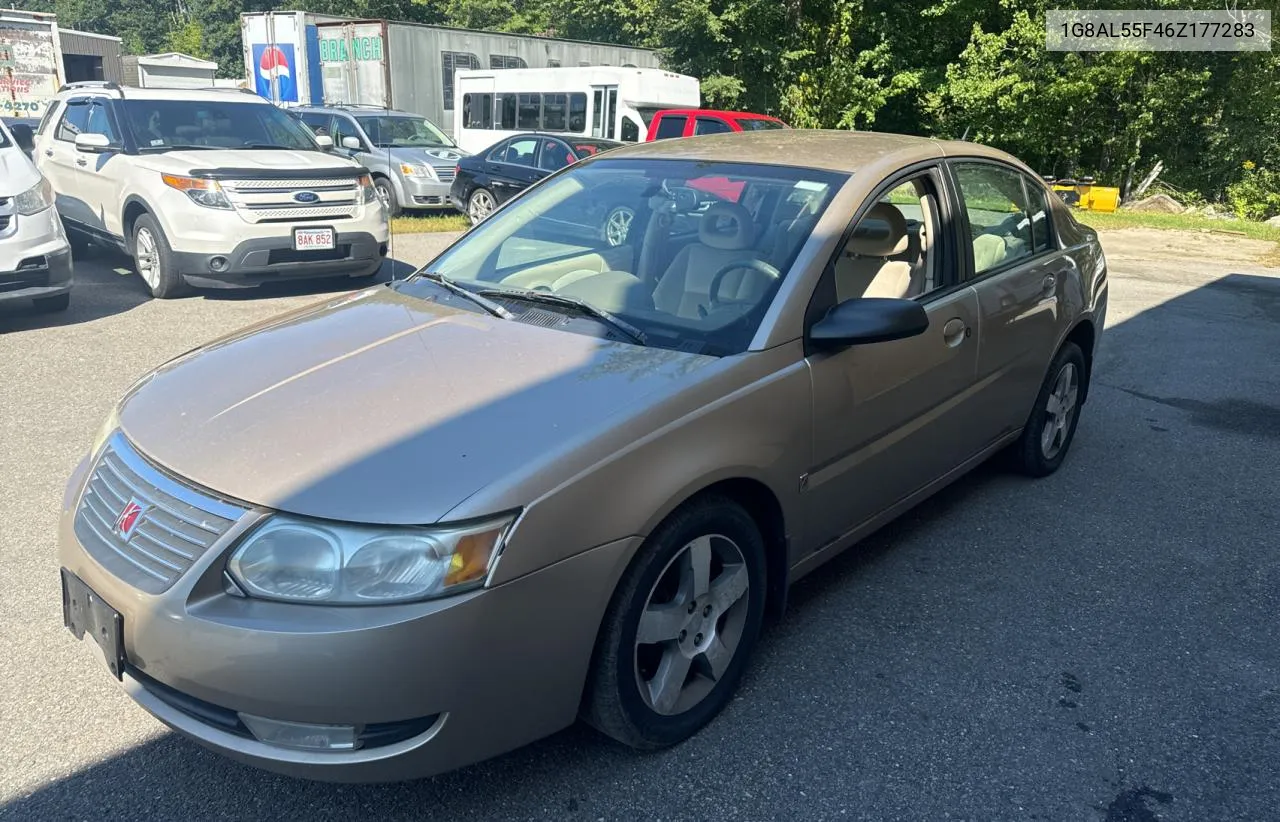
left=14, top=177, right=54, bottom=216
left=400, top=162, right=435, bottom=180
left=227, top=513, right=517, bottom=604
left=162, top=174, right=232, bottom=209
left=357, top=174, right=378, bottom=204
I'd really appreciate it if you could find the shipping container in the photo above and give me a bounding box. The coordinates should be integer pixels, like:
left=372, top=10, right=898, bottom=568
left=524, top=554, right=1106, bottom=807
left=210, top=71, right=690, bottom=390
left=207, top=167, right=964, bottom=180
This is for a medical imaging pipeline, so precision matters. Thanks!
left=240, top=11, right=663, bottom=136
left=0, top=10, right=65, bottom=121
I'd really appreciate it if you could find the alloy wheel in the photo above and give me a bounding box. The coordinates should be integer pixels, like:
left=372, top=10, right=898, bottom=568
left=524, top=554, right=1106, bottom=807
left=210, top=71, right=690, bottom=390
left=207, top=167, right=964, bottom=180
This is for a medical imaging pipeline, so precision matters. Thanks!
left=1040, top=362, right=1079, bottom=460
left=604, top=207, right=634, bottom=246
left=135, top=228, right=160, bottom=290
left=633, top=533, right=751, bottom=716
left=469, top=190, right=495, bottom=225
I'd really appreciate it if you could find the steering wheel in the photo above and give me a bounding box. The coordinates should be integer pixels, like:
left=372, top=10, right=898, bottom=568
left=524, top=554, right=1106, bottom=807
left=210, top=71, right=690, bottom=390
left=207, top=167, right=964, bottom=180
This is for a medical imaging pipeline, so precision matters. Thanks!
left=706, top=259, right=782, bottom=309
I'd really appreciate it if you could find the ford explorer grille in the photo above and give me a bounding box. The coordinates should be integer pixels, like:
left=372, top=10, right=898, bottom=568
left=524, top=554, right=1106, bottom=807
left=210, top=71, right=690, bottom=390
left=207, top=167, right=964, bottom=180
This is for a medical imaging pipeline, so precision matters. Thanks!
left=74, top=433, right=247, bottom=594
left=222, top=178, right=360, bottom=224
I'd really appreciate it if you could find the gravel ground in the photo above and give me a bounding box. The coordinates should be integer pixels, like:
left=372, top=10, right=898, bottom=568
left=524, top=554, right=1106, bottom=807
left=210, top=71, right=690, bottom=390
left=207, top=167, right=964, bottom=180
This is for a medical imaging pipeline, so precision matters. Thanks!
left=1, top=227, right=1278, bottom=821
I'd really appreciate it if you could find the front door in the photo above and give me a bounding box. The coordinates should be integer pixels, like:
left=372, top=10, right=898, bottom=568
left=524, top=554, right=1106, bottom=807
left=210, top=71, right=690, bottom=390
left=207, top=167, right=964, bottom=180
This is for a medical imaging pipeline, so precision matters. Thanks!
left=75, top=100, right=124, bottom=236
left=591, top=85, right=618, bottom=140
left=42, top=98, right=92, bottom=230
left=803, top=167, right=991, bottom=551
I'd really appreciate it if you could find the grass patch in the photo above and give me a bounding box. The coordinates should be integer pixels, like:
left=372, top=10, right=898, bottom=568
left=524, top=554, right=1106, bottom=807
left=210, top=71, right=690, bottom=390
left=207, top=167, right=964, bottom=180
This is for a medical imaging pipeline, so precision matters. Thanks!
left=391, top=213, right=470, bottom=234
left=1077, top=209, right=1280, bottom=242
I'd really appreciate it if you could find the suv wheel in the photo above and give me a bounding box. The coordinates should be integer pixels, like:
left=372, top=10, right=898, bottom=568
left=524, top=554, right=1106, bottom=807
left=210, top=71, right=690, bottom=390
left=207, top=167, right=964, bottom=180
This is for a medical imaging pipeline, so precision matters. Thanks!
left=583, top=495, right=766, bottom=749
left=374, top=178, right=401, bottom=217
left=132, top=215, right=188, bottom=299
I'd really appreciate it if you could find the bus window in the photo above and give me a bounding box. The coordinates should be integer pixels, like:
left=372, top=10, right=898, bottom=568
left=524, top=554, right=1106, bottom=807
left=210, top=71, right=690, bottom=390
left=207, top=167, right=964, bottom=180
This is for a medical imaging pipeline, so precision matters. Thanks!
left=568, top=93, right=587, bottom=132
left=517, top=93, right=540, bottom=129
left=543, top=94, right=567, bottom=130
left=463, top=94, right=493, bottom=129
left=496, top=93, right=517, bottom=130
left=621, top=117, right=639, bottom=142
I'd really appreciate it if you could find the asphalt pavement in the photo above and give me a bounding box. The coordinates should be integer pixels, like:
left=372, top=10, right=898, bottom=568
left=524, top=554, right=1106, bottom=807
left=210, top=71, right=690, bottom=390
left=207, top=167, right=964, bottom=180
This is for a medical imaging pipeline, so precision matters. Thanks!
left=1, top=229, right=1278, bottom=821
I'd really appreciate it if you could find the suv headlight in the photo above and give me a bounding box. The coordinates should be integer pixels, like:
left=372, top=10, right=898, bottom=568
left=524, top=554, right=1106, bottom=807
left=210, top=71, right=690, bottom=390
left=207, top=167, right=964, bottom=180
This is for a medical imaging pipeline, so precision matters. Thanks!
left=162, top=174, right=233, bottom=209
left=357, top=173, right=378, bottom=204
left=14, top=177, right=55, bottom=216
left=399, top=162, right=435, bottom=180
left=227, top=513, right=517, bottom=604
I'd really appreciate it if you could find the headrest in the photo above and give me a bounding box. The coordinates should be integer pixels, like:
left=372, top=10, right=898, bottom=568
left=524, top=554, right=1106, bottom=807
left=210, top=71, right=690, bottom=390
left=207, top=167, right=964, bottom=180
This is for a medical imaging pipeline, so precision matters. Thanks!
left=699, top=201, right=756, bottom=250
left=849, top=202, right=908, bottom=257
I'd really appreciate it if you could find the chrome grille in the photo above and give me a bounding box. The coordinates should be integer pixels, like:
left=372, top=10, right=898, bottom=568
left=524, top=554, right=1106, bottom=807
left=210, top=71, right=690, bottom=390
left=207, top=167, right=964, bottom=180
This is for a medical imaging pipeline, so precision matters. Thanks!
left=74, top=433, right=247, bottom=594
left=222, top=178, right=360, bottom=224
left=435, top=168, right=456, bottom=183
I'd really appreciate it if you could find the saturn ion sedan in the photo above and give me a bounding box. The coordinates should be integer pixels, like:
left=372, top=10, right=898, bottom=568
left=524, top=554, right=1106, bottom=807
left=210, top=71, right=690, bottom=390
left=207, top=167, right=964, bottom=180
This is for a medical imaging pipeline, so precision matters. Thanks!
left=59, top=130, right=1108, bottom=783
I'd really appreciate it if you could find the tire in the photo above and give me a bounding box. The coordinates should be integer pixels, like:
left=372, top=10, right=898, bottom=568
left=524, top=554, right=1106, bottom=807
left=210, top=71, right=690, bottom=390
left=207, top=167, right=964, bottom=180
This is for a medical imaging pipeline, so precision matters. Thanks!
left=33, top=292, right=70, bottom=313
left=582, top=494, right=767, bottom=750
left=374, top=178, right=401, bottom=217
left=131, top=214, right=188, bottom=299
left=467, top=188, right=496, bottom=226
left=1010, top=341, right=1086, bottom=477
left=66, top=228, right=91, bottom=257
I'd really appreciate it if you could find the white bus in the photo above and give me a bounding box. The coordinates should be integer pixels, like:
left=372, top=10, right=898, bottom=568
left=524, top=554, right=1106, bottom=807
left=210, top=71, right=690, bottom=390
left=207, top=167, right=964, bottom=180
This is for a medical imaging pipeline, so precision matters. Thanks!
left=452, top=66, right=700, bottom=155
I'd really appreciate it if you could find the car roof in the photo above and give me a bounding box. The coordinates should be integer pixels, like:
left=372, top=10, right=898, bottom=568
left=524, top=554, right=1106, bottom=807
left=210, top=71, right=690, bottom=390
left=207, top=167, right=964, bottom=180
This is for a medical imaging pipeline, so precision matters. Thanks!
left=596, top=129, right=1029, bottom=175
left=297, top=106, right=415, bottom=116
left=654, top=109, right=782, bottom=121
left=56, top=86, right=270, bottom=104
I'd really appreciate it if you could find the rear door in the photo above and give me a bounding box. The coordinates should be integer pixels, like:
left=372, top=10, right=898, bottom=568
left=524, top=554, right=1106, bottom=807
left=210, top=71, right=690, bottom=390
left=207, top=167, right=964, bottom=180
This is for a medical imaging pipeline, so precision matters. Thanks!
left=693, top=116, right=734, bottom=136
left=949, top=160, right=1074, bottom=436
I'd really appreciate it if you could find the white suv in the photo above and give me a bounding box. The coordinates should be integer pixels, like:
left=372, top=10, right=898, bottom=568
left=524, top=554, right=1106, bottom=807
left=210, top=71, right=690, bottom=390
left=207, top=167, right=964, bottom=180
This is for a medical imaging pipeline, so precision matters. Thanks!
left=33, top=83, right=388, bottom=298
left=0, top=118, right=73, bottom=312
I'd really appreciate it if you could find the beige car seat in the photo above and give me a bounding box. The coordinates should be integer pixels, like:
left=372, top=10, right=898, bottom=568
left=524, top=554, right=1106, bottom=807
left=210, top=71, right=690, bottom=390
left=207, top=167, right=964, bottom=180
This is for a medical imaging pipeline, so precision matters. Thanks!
left=834, top=202, right=914, bottom=300
left=653, top=202, right=771, bottom=319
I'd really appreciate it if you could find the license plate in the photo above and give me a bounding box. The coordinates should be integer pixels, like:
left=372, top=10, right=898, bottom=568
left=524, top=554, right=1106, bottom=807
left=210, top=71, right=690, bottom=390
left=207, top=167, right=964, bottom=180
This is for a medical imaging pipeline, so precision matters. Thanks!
left=62, top=569, right=125, bottom=680
left=293, top=227, right=336, bottom=251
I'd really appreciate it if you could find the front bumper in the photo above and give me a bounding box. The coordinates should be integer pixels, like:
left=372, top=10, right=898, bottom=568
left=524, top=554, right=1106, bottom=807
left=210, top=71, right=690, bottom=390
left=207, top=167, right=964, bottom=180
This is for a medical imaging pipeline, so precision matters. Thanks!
left=402, top=176, right=455, bottom=210
left=172, top=231, right=386, bottom=289
left=57, top=452, right=636, bottom=782
left=0, top=205, right=73, bottom=301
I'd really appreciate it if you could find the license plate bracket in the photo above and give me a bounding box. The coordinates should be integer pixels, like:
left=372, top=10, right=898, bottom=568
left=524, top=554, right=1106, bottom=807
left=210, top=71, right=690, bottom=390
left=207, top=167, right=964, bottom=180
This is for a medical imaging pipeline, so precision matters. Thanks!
left=61, top=569, right=125, bottom=680
left=293, top=226, right=336, bottom=251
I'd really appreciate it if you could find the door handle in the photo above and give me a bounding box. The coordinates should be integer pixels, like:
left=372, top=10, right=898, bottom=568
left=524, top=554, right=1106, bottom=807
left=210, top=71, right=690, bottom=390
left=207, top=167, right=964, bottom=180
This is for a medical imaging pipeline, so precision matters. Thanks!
left=44, top=149, right=54, bottom=157
left=1041, top=274, right=1056, bottom=294
left=75, top=158, right=88, bottom=167
left=942, top=317, right=968, bottom=348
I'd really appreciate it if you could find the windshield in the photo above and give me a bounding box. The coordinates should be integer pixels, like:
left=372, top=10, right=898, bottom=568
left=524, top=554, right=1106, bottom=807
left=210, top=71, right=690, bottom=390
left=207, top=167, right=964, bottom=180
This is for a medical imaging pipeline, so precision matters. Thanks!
left=410, top=159, right=843, bottom=356
left=356, top=115, right=453, bottom=148
left=634, top=107, right=665, bottom=127
left=119, top=100, right=319, bottom=150
left=740, top=118, right=787, bottom=131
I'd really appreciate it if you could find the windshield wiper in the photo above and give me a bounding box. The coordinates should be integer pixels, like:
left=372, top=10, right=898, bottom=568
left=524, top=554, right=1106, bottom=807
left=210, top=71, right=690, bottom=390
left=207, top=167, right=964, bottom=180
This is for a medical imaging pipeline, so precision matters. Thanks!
left=476, top=287, right=647, bottom=346
left=418, top=272, right=512, bottom=319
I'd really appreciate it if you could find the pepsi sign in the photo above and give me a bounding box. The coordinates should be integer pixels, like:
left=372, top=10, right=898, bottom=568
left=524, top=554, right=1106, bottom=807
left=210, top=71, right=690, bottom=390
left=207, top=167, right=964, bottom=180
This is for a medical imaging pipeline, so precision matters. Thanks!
left=252, top=43, right=298, bottom=103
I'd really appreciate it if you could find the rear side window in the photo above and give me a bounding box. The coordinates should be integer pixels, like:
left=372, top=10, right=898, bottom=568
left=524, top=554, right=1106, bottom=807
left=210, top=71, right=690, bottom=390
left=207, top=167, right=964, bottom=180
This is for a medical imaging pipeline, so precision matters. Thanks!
left=299, top=113, right=332, bottom=136
left=694, top=117, right=732, bottom=135
left=55, top=100, right=92, bottom=142
left=740, top=118, right=785, bottom=131
left=953, top=162, right=1036, bottom=275
left=653, top=115, right=686, bottom=140
left=1023, top=177, right=1055, bottom=252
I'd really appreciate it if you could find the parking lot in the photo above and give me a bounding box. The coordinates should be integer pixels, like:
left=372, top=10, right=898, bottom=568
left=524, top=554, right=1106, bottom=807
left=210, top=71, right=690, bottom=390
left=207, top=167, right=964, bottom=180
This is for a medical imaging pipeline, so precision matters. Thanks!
left=2, top=226, right=1278, bottom=821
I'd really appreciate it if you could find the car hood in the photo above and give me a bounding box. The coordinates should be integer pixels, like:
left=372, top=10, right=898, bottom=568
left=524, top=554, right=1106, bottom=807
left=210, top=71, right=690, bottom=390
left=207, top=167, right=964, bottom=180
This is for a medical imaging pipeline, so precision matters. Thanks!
left=138, top=149, right=362, bottom=174
left=118, top=285, right=717, bottom=525
left=385, top=145, right=468, bottom=167
left=0, top=144, right=39, bottom=195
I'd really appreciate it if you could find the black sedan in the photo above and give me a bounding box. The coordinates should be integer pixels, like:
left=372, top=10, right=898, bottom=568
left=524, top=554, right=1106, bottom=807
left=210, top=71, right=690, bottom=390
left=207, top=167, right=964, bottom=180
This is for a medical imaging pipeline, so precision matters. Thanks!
left=450, top=133, right=625, bottom=234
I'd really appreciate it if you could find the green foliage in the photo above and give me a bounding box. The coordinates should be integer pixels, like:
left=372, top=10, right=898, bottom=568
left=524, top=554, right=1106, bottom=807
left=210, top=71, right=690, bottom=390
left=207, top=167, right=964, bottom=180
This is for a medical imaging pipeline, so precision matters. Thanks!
left=1225, top=164, right=1280, bottom=222
left=165, top=20, right=209, bottom=59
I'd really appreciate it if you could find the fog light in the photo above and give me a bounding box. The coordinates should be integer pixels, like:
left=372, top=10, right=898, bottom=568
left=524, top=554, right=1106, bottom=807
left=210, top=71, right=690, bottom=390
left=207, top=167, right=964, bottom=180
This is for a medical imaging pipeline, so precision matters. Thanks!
left=209, top=256, right=229, bottom=272
left=238, top=713, right=359, bottom=751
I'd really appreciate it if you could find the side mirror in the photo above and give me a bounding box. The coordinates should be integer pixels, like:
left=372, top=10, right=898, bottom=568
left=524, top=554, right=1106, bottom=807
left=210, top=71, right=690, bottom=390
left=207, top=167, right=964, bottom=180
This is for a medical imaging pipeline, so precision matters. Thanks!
left=342, top=136, right=362, bottom=151
left=809, top=297, right=929, bottom=348
left=74, top=133, right=111, bottom=153
left=10, top=123, right=35, bottom=153
left=314, top=134, right=334, bottom=149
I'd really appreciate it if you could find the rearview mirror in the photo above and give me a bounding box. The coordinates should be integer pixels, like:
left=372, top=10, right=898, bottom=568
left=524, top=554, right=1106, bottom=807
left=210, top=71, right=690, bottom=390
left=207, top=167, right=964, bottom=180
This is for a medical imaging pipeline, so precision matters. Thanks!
left=73, top=133, right=112, bottom=153
left=809, top=297, right=929, bottom=348
left=342, top=136, right=362, bottom=151
left=10, top=123, right=34, bottom=153
left=314, top=134, right=334, bottom=149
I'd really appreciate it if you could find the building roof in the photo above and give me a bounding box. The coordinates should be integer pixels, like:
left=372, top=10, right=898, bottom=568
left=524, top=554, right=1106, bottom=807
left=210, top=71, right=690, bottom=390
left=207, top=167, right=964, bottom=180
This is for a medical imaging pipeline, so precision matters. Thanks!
left=132, top=52, right=218, bottom=70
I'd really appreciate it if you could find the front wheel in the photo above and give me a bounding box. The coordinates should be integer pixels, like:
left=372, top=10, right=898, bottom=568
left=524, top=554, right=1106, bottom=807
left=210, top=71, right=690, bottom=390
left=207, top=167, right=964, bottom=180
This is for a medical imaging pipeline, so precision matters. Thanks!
left=467, top=188, right=496, bottom=226
left=1010, top=341, right=1085, bottom=477
left=582, top=495, right=766, bottom=750
left=132, top=215, right=188, bottom=299
left=374, top=178, right=401, bottom=217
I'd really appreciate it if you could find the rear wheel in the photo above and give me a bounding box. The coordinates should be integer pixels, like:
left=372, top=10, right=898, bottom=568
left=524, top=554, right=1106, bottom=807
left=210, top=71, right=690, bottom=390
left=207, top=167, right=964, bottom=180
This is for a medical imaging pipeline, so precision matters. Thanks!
left=583, top=495, right=766, bottom=749
left=33, top=292, right=70, bottom=313
left=374, top=178, right=401, bottom=217
left=132, top=215, right=188, bottom=299
left=1010, top=342, right=1085, bottom=477
left=468, top=188, right=496, bottom=226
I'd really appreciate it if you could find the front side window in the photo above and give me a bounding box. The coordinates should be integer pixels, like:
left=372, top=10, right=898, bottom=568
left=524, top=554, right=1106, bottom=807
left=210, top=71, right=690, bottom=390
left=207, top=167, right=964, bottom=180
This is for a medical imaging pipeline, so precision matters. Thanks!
left=117, top=100, right=319, bottom=151
left=654, top=115, right=686, bottom=140
left=953, top=162, right=1035, bottom=275
left=55, top=99, right=91, bottom=142
left=85, top=102, right=117, bottom=142
left=413, top=159, right=845, bottom=356
left=356, top=115, right=453, bottom=148
left=833, top=176, right=943, bottom=302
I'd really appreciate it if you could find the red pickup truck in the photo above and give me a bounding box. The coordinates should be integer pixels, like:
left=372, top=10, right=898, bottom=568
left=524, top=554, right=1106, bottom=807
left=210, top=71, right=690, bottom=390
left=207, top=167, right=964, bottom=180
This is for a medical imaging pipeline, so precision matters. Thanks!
left=645, top=109, right=788, bottom=141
